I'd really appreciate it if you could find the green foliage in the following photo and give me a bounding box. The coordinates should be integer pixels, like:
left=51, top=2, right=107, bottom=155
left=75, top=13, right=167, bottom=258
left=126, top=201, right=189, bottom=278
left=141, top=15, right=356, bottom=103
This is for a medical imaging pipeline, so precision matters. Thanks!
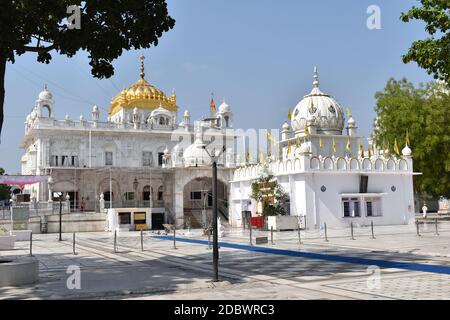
left=0, top=168, right=11, bottom=201
left=374, top=78, right=450, bottom=197
left=250, top=172, right=288, bottom=217
left=0, top=0, right=175, bottom=136
left=0, top=225, right=8, bottom=236
left=401, top=0, right=450, bottom=83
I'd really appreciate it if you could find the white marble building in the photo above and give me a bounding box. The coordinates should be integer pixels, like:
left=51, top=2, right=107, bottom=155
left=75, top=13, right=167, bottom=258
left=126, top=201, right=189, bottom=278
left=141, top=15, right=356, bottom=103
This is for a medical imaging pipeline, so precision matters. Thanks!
left=19, top=60, right=418, bottom=231
left=229, top=67, right=417, bottom=229
left=20, top=56, right=236, bottom=228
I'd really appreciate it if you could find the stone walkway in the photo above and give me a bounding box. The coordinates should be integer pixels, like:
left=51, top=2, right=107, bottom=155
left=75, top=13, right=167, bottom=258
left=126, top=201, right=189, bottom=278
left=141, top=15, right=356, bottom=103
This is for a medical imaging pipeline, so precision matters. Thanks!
left=0, top=223, right=449, bottom=300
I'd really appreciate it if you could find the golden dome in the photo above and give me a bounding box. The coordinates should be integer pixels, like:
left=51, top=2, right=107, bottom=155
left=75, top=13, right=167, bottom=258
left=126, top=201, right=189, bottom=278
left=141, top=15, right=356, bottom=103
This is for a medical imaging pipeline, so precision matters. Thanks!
left=108, top=55, right=177, bottom=115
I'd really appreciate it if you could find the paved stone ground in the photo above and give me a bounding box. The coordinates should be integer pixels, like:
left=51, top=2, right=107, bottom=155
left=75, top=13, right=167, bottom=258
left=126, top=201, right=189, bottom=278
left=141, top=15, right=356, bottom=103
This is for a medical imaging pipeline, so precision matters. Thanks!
left=1, top=223, right=449, bottom=300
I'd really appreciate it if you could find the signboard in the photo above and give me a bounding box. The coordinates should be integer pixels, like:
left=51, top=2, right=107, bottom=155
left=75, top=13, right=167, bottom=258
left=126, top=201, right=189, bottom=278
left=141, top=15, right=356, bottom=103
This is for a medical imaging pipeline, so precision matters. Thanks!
left=250, top=216, right=265, bottom=229
left=135, top=224, right=147, bottom=231
left=255, top=236, right=268, bottom=245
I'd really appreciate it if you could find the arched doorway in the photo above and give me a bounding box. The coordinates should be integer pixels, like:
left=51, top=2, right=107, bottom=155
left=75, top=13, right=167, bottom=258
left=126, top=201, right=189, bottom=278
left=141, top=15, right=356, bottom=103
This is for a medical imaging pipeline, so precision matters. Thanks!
left=183, top=177, right=228, bottom=228
left=103, top=191, right=114, bottom=208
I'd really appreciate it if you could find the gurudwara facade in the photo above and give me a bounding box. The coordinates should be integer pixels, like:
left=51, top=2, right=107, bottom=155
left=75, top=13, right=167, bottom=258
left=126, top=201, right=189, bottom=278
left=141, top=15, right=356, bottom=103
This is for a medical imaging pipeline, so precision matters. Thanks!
left=19, top=59, right=417, bottom=231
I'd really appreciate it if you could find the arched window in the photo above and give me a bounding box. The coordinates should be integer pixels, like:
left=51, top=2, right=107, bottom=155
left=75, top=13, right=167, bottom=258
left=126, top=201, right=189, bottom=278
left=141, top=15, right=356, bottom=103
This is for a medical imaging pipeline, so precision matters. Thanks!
left=42, top=105, right=51, bottom=118
left=157, top=186, right=164, bottom=201
left=142, top=185, right=153, bottom=201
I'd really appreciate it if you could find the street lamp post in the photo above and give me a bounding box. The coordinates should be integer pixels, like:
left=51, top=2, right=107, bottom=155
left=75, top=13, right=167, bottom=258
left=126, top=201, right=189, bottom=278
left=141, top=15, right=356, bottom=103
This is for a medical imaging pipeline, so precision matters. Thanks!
left=211, top=159, right=219, bottom=281
left=203, top=145, right=226, bottom=282
left=58, top=192, right=63, bottom=241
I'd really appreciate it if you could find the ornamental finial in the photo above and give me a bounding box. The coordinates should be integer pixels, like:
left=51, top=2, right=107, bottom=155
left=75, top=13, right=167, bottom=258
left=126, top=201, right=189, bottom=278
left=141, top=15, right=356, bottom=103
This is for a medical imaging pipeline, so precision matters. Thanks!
left=140, top=54, right=145, bottom=79
left=313, top=65, right=319, bottom=88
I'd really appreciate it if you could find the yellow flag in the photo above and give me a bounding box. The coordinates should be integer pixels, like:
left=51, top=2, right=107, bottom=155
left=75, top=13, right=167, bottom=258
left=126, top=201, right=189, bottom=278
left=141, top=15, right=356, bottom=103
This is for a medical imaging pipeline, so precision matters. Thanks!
left=266, top=130, right=278, bottom=145
left=345, top=106, right=351, bottom=118
left=296, top=136, right=301, bottom=148
left=319, top=136, right=324, bottom=148
left=359, top=138, right=364, bottom=156
left=346, top=138, right=352, bottom=152
left=287, top=108, right=292, bottom=120
left=245, top=148, right=251, bottom=162
left=287, top=139, right=291, bottom=156
left=406, top=129, right=410, bottom=146
left=367, top=146, right=371, bottom=158
left=394, top=138, right=400, bottom=155
left=332, top=138, right=337, bottom=153
left=304, top=122, right=310, bottom=138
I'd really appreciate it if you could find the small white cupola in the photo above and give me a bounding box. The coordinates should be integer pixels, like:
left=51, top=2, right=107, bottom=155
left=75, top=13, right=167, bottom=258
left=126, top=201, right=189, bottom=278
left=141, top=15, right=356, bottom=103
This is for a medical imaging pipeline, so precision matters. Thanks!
left=91, top=105, right=100, bottom=121
left=346, top=108, right=357, bottom=136
left=35, top=84, right=54, bottom=118
left=217, top=98, right=233, bottom=128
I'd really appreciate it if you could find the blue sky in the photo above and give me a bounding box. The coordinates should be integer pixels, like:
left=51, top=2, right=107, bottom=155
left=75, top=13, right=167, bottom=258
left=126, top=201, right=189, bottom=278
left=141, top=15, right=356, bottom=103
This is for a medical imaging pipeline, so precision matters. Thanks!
left=0, top=0, right=432, bottom=173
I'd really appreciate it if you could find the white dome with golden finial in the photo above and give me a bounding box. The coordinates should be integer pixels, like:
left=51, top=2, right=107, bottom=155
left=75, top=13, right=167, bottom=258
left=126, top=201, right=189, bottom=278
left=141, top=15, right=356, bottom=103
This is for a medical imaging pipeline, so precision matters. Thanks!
left=291, top=66, right=345, bottom=135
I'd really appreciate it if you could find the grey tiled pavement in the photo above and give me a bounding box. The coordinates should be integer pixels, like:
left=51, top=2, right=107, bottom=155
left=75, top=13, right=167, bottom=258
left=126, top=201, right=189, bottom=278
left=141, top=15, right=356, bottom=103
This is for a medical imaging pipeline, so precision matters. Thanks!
left=1, top=223, right=450, bottom=300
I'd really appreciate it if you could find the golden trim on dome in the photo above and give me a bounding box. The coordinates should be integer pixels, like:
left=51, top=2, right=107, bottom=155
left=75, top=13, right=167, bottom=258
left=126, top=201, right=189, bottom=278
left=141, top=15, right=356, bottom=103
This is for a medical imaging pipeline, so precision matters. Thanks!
left=108, top=54, right=178, bottom=115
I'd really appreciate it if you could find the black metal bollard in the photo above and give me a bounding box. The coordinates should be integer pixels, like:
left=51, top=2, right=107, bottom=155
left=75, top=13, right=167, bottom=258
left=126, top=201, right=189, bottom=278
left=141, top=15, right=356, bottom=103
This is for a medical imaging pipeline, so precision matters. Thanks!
left=270, top=226, right=274, bottom=245
left=297, top=224, right=302, bottom=245
left=208, top=228, right=212, bottom=249
left=249, top=218, right=253, bottom=246
left=173, top=225, right=177, bottom=249
left=324, top=222, right=329, bottom=242
left=73, top=232, right=76, bottom=255
left=350, top=222, right=355, bottom=240
left=114, top=230, right=117, bottom=252
left=416, top=221, right=421, bottom=237
left=371, top=221, right=376, bottom=239
left=141, top=229, right=144, bottom=251
left=29, top=231, right=33, bottom=257
left=435, top=218, right=439, bottom=236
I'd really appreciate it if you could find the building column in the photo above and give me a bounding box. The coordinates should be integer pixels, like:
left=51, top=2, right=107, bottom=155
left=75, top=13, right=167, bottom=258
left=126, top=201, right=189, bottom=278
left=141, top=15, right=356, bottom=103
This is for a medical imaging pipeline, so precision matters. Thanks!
left=173, top=189, right=184, bottom=227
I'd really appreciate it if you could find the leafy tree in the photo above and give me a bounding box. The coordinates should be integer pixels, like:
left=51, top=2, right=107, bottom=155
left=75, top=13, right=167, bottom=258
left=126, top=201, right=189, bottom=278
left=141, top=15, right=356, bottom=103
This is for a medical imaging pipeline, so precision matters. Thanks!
left=373, top=78, right=450, bottom=197
left=401, top=0, right=450, bottom=83
left=0, top=0, right=175, bottom=138
left=251, top=171, right=288, bottom=216
left=0, top=168, right=11, bottom=201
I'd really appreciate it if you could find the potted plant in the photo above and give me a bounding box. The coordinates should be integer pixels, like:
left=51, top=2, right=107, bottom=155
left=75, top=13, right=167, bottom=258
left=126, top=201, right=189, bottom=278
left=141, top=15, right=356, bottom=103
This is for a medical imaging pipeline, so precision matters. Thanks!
left=251, top=171, right=289, bottom=230
left=0, top=225, right=16, bottom=250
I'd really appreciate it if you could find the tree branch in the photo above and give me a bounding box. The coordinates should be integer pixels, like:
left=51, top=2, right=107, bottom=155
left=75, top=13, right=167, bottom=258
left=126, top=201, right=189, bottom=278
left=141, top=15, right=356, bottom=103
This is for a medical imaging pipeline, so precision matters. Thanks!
left=22, top=44, right=56, bottom=53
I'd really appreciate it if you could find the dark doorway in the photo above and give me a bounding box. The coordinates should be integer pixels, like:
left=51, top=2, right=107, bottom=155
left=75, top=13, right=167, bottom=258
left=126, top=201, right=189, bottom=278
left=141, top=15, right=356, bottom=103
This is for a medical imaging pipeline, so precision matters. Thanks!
left=118, top=212, right=131, bottom=225
left=67, top=191, right=78, bottom=209
left=152, top=213, right=164, bottom=230
left=103, top=191, right=113, bottom=201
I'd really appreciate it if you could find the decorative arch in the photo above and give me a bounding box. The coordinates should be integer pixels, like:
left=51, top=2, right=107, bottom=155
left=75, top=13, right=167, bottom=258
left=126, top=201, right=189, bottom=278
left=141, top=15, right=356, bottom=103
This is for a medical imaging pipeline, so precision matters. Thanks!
left=323, top=157, right=334, bottom=170
left=386, top=159, right=396, bottom=171
left=374, top=158, right=384, bottom=171
left=310, top=157, right=320, bottom=170
left=277, top=160, right=284, bottom=173
left=294, top=158, right=301, bottom=171
left=41, top=105, right=52, bottom=118
left=183, top=176, right=228, bottom=228
left=399, top=159, right=408, bottom=171
left=362, top=158, right=372, bottom=170
left=286, top=160, right=293, bottom=172
left=336, top=157, right=347, bottom=170
left=349, top=158, right=359, bottom=171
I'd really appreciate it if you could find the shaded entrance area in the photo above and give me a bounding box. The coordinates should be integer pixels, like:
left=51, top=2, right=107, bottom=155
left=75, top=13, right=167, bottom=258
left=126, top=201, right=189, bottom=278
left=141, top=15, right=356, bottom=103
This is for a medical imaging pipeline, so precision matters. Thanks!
left=183, top=177, right=228, bottom=228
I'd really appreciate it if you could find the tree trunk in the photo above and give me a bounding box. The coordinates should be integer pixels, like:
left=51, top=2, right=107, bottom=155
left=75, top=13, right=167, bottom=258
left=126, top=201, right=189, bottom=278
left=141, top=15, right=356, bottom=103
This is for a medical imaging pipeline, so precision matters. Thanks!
left=0, top=55, right=6, bottom=141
